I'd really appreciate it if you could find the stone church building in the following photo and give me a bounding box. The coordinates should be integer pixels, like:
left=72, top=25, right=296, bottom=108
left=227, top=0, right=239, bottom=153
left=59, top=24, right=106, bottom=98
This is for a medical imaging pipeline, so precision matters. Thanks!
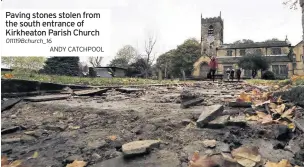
left=193, top=13, right=304, bottom=79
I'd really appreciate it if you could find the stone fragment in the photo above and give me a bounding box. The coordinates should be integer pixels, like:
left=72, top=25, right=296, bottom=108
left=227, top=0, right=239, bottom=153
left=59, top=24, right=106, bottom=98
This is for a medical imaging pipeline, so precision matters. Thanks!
left=21, top=135, right=36, bottom=142
left=73, top=89, right=108, bottom=96
left=1, top=126, right=22, bottom=135
left=274, top=124, right=290, bottom=141
left=122, top=140, right=160, bottom=156
left=207, top=115, right=229, bottom=129
left=45, top=124, right=67, bottom=131
left=92, top=150, right=180, bottom=167
left=196, top=105, right=224, bottom=128
left=181, top=97, right=204, bottom=109
left=228, top=102, right=252, bottom=108
left=181, top=119, right=192, bottom=126
left=203, top=140, right=217, bottom=148
left=2, top=138, right=21, bottom=144
left=87, top=140, right=107, bottom=150
left=24, top=94, right=71, bottom=102
left=227, top=115, right=247, bottom=127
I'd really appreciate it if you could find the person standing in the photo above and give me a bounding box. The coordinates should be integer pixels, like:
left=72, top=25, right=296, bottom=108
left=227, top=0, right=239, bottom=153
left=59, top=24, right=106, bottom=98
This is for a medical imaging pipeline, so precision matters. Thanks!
left=226, top=68, right=231, bottom=81
left=236, top=68, right=242, bottom=81
left=208, top=56, right=218, bottom=82
left=230, top=68, right=235, bottom=81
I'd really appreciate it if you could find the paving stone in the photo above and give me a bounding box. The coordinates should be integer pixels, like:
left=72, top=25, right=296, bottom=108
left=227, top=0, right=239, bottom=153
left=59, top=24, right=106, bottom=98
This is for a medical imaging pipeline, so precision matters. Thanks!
left=24, top=94, right=71, bottom=102
left=122, top=140, right=160, bottom=156
left=74, top=89, right=108, bottom=96
left=196, top=104, right=224, bottom=128
left=92, top=150, right=180, bottom=167
left=228, top=101, right=252, bottom=108
left=181, top=97, right=204, bottom=109
left=207, top=115, right=229, bottom=129
left=2, top=138, right=21, bottom=144
left=227, top=115, right=247, bottom=127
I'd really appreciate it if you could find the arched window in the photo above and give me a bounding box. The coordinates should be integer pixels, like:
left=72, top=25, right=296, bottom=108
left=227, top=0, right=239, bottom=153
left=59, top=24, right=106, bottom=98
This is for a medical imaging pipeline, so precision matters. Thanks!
left=208, top=25, right=214, bottom=36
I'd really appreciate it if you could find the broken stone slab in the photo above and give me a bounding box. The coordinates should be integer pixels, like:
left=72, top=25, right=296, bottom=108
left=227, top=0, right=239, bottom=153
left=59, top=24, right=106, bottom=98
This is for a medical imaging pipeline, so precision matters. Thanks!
left=45, top=124, right=67, bottom=131
left=1, top=98, right=22, bottom=112
left=116, top=88, right=145, bottom=93
left=73, top=88, right=108, bottom=96
left=207, top=115, right=230, bottom=129
left=227, top=115, right=247, bottom=127
left=86, top=140, right=107, bottom=150
left=228, top=101, right=252, bottom=108
left=202, top=140, right=217, bottom=148
left=122, top=140, right=160, bottom=157
left=196, top=104, right=224, bottom=128
left=24, top=94, right=71, bottom=102
left=92, top=150, right=180, bottom=167
left=2, top=137, right=21, bottom=144
left=180, top=97, right=204, bottom=109
left=1, top=126, right=22, bottom=135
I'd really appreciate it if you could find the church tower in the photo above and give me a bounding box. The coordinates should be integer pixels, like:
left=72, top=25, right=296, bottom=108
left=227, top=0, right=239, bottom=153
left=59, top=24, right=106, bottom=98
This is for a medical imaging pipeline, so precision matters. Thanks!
left=201, top=13, right=224, bottom=57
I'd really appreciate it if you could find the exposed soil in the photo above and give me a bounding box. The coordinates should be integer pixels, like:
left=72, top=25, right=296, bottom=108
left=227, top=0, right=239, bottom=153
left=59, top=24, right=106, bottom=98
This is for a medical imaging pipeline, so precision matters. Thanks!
left=1, top=81, right=304, bottom=167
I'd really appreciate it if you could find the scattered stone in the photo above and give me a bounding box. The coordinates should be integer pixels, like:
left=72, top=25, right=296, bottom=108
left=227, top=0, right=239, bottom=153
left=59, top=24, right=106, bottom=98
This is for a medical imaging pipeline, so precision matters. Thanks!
left=196, top=104, right=224, bottom=128
left=122, top=140, right=160, bottom=156
left=207, top=115, right=229, bottom=129
left=274, top=124, right=290, bottom=141
left=203, top=140, right=217, bottom=148
left=116, top=88, right=145, bottom=93
left=227, top=115, right=247, bottom=127
left=181, top=119, right=192, bottom=126
left=45, top=124, right=67, bottom=131
left=24, top=94, right=71, bottom=102
left=61, top=87, right=73, bottom=94
left=21, top=135, right=36, bottom=142
left=1, top=126, right=22, bottom=135
left=92, top=153, right=102, bottom=161
left=87, top=140, right=107, bottom=150
left=180, top=90, right=199, bottom=102
left=92, top=150, right=180, bottom=167
left=217, top=142, right=230, bottom=153
left=181, top=97, right=204, bottom=109
left=73, top=89, right=108, bottom=96
left=1, top=98, right=22, bottom=112
left=228, top=102, right=252, bottom=108
left=2, top=138, right=21, bottom=144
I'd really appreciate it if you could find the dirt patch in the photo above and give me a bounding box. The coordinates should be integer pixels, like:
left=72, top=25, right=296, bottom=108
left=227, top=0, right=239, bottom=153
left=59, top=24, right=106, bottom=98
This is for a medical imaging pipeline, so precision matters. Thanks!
left=1, top=82, right=304, bottom=167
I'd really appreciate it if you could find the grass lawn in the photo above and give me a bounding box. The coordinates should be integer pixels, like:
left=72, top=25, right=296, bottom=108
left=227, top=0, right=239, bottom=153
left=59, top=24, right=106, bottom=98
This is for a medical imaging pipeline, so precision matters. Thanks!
left=246, top=76, right=304, bottom=87
left=3, top=72, right=186, bottom=86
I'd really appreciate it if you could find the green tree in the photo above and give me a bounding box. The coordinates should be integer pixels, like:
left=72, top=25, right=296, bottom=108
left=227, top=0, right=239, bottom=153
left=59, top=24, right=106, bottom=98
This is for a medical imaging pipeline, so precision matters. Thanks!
left=238, top=54, right=270, bottom=72
left=232, top=39, right=254, bottom=45
left=109, top=45, right=138, bottom=68
left=156, top=49, right=175, bottom=78
left=171, top=38, right=201, bottom=77
left=116, top=45, right=137, bottom=64
left=108, top=57, right=129, bottom=68
left=1, top=56, right=46, bottom=72
left=42, top=57, right=79, bottom=76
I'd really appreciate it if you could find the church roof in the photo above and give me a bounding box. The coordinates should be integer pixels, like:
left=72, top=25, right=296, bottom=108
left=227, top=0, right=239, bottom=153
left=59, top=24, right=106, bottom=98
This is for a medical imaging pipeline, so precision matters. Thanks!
left=217, top=55, right=292, bottom=64
left=219, top=41, right=291, bottom=49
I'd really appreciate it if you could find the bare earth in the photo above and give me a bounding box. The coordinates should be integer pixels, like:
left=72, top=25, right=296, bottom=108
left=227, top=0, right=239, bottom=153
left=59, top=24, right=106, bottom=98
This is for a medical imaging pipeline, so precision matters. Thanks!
left=1, top=81, right=304, bottom=167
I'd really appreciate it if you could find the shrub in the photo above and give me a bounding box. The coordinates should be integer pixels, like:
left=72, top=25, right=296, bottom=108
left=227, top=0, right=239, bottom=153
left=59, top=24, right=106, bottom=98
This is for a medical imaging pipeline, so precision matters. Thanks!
left=262, top=71, right=275, bottom=80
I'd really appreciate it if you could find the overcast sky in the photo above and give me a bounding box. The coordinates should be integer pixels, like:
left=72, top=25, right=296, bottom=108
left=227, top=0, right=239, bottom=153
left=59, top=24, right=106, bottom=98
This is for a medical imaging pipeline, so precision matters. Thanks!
left=1, top=0, right=302, bottom=65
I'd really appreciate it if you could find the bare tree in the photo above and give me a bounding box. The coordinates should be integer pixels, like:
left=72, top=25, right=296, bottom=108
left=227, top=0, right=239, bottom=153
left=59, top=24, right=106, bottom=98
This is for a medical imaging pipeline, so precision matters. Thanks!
left=144, top=33, right=157, bottom=65
left=88, top=56, right=103, bottom=67
left=283, top=0, right=299, bottom=9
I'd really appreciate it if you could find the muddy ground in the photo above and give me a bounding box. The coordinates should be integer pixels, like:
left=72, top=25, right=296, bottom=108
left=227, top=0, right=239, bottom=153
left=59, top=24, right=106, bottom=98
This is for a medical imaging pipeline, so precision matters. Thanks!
left=1, top=81, right=304, bottom=167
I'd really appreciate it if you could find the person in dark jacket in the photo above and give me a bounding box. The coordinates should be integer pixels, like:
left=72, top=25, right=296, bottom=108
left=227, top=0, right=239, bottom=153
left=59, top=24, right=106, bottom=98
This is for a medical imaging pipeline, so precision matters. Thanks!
left=208, top=56, right=218, bottom=82
left=236, top=68, right=242, bottom=81
left=230, top=69, right=235, bottom=81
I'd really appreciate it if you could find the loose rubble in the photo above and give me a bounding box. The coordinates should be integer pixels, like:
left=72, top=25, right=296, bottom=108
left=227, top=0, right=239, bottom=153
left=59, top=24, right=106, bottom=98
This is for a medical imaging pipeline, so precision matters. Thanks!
left=1, top=81, right=304, bottom=167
